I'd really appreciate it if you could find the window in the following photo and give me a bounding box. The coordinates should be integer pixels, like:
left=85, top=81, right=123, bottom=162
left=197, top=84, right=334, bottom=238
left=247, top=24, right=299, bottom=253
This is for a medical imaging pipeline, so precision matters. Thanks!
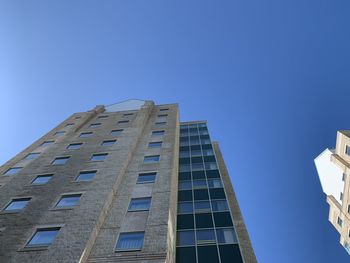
left=123, top=113, right=134, bottom=116
left=157, top=114, right=168, bottom=117
left=65, top=123, right=74, bottom=127
left=176, top=247, right=196, bottom=263
left=205, top=162, right=218, bottom=170
left=178, top=202, right=193, bottom=214
left=197, top=245, right=219, bottom=263
left=55, top=194, right=81, bottom=208
left=32, top=174, right=53, bottom=185
left=338, top=217, right=343, bottom=227
left=89, top=123, right=101, bottom=128
left=24, top=153, right=40, bottom=160
left=177, top=230, right=195, bottom=246
left=116, top=232, right=145, bottom=251
left=193, top=180, right=207, bottom=189
left=54, top=131, right=65, bottom=136
left=75, top=116, right=81, bottom=119
left=180, top=151, right=190, bottom=158
left=210, top=188, right=226, bottom=199
left=3, top=167, right=22, bottom=175
left=177, top=214, right=195, bottom=229
left=216, top=228, right=237, bottom=244
left=152, top=130, right=164, bottom=136
left=137, top=172, right=156, bottom=183
left=3, top=198, right=31, bottom=211
left=118, top=120, right=129, bottom=124
left=98, top=115, right=108, bottom=119
left=79, top=132, right=93, bottom=138
left=101, top=140, right=116, bottom=146
left=341, top=192, right=344, bottom=201
left=128, top=197, right=151, bottom=211
left=213, top=212, right=233, bottom=227
left=76, top=170, right=97, bottom=181
left=194, top=201, right=211, bottom=213
left=194, top=189, right=209, bottom=200
left=111, top=129, right=123, bottom=136
left=208, top=179, right=223, bottom=188
left=148, top=141, right=162, bottom=148
left=192, top=163, right=204, bottom=171
left=196, top=229, right=216, bottom=244
left=52, top=157, right=70, bottom=165
left=211, top=200, right=229, bottom=212
left=155, top=121, right=167, bottom=126
left=90, top=153, right=108, bottom=161
left=26, top=227, right=60, bottom=247
left=143, top=155, right=160, bottom=164
left=348, top=205, right=350, bottom=214
left=159, top=108, right=169, bottom=111
left=346, top=146, right=350, bottom=156
left=67, top=143, right=82, bottom=150
left=41, top=140, right=54, bottom=147
left=178, top=190, right=193, bottom=202
left=179, top=181, right=192, bottom=190
left=343, top=173, right=346, bottom=182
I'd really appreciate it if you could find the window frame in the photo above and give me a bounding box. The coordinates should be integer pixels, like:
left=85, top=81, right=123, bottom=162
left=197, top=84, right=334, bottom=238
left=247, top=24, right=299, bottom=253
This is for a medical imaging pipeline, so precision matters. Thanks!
left=51, top=156, right=70, bottom=165
left=128, top=197, right=152, bottom=212
left=115, top=232, right=145, bottom=252
left=90, top=153, right=108, bottom=162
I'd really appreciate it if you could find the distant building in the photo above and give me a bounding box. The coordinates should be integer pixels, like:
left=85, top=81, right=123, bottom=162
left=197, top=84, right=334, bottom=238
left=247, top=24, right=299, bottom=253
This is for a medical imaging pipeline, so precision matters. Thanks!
left=315, top=131, right=350, bottom=255
left=0, top=99, right=256, bottom=263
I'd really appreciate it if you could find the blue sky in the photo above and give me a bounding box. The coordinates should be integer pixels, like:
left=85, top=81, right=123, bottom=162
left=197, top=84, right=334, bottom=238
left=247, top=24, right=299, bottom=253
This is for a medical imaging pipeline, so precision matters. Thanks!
left=1, top=0, right=350, bottom=262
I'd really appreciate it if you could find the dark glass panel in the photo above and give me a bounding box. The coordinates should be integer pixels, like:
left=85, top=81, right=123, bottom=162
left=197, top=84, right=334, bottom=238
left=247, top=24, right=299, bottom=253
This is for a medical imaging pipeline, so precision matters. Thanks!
left=206, top=170, right=220, bottom=179
left=213, top=212, right=233, bottom=227
left=191, top=156, right=203, bottom=163
left=192, top=171, right=206, bottom=180
left=193, top=189, right=209, bottom=200
left=179, top=172, right=191, bottom=181
left=209, top=188, right=226, bottom=199
left=195, top=213, right=213, bottom=228
left=179, top=158, right=191, bottom=164
left=219, top=244, right=243, bottom=263
left=197, top=245, right=219, bottom=263
left=177, top=214, right=194, bottom=229
left=178, top=190, right=193, bottom=201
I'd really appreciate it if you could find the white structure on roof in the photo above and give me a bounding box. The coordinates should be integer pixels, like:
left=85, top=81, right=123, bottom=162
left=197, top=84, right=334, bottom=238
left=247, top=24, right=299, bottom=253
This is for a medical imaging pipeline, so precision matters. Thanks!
left=105, top=99, right=147, bottom=112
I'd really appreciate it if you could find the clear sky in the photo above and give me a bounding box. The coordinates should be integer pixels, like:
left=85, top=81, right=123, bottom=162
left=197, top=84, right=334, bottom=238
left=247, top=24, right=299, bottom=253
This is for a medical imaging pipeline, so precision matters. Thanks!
left=1, top=0, right=350, bottom=262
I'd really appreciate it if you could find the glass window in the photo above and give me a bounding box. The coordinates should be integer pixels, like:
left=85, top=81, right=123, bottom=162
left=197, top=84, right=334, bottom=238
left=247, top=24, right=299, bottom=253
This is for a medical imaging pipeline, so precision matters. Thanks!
left=41, top=141, right=54, bottom=147
left=202, top=149, right=214, bottom=156
left=177, top=214, right=194, bottom=230
left=180, top=140, right=190, bottom=147
left=194, top=201, right=211, bottom=213
left=210, top=188, right=226, bottom=199
left=219, top=244, right=243, bottom=263
left=116, top=232, right=145, bottom=251
left=75, top=116, right=81, bottom=119
left=67, top=143, right=82, bottom=150
left=205, top=162, right=218, bottom=170
left=159, top=108, right=169, bottom=111
left=118, top=120, right=129, bottom=124
left=143, top=155, right=160, bottom=163
left=177, top=230, right=195, bottom=246
left=180, top=151, right=190, bottom=158
left=79, top=132, right=93, bottom=138
left=346, top=146, right=350, bottom=156
left=196, top=229, right=216, bottom=244
left=193, top=180, right=207, bottom=189
left=111, top=129, right=123, bottom=136
left=197, top=245, right=220, bottom=263
left=201, top=138, right=211, bottom=144
left=216, top=228, right=237, bottom=244
left=195, top=213, right=213, bottom=228
left=155, top=121, right=167, bottom=126
left=101, top=140, right=116, bottom=146
left=176, top=247, right=196, bottom=263
left=55, top=194, right=81, bottom=207
left=128, top=197, right=151, bottom=211
left=54, top=131, right=65, bottom=136
left=191, top=150, right=202, bottom=157
left=199, top=129, right=209, bottom=135
left=4, top=198, right=31, bottom=211
left=98, top=115, right=108, bottom=119
left=89, top=123, right=101, bottom=128
left=211, top=200, right=229, bottom=212
left=24, top=153, right=40, bottom=160
left=206, top=170, right=220, bottom=179
left=178, top=190, right=193, bottom=202
left=90, top=153, right=108, bottom=161
left=193, top=189, right=209, bottom=200
left=152, top=130, right=165, bottom=136
left=4, top=167, right=22, bottom=175
left=213, top=212, right=233, bottom=227
left=208, top=179, right=223, bottom=188
left=137, top=172, right=156, bottom=183
left=148, top=141, right=162, bottom=148
left=123, top=113, right=134, bottom=116
left=156, top=117, right=167, bottom=123
left=179, top=181, right=192, bottom=190
left=192, top=163, right=204, bottom=171
left=198, top=123, right=207, bottom=128
left=178, top=202, right=193, bottom=214
left=65, top=123, right=74, bottom=127
left=338, top=217, right=343, bottom=227
left=52, top=157, right=70, bottom=165
left=179, top=172, right=191, bottom=181
left=192, top=171, right=206, bottom=180
left=76, top=171, right=97, bottom=181
left=32, top=174, right=53, bottom=185
left=26, top=228, right=60, bottom=247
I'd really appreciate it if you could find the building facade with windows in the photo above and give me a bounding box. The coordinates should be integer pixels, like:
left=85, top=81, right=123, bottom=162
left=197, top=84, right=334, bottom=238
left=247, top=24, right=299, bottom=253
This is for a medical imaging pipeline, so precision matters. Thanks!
left=0, top=100, right=256, bottom=263
left=315, top=131, right=350, bottom=255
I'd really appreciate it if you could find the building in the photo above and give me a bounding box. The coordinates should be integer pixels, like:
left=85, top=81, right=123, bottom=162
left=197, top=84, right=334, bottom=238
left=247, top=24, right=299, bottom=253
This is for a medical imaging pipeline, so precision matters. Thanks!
left=315, top=131, right=350, bottom=254
left=0, top=99, right=256, bottom=263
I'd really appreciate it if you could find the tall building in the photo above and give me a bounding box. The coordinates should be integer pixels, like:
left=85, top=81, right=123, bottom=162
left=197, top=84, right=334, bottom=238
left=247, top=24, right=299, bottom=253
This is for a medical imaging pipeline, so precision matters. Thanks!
left=0, top=100, right=256, bottom=263
left=315, top=131, right=350, bottom=255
